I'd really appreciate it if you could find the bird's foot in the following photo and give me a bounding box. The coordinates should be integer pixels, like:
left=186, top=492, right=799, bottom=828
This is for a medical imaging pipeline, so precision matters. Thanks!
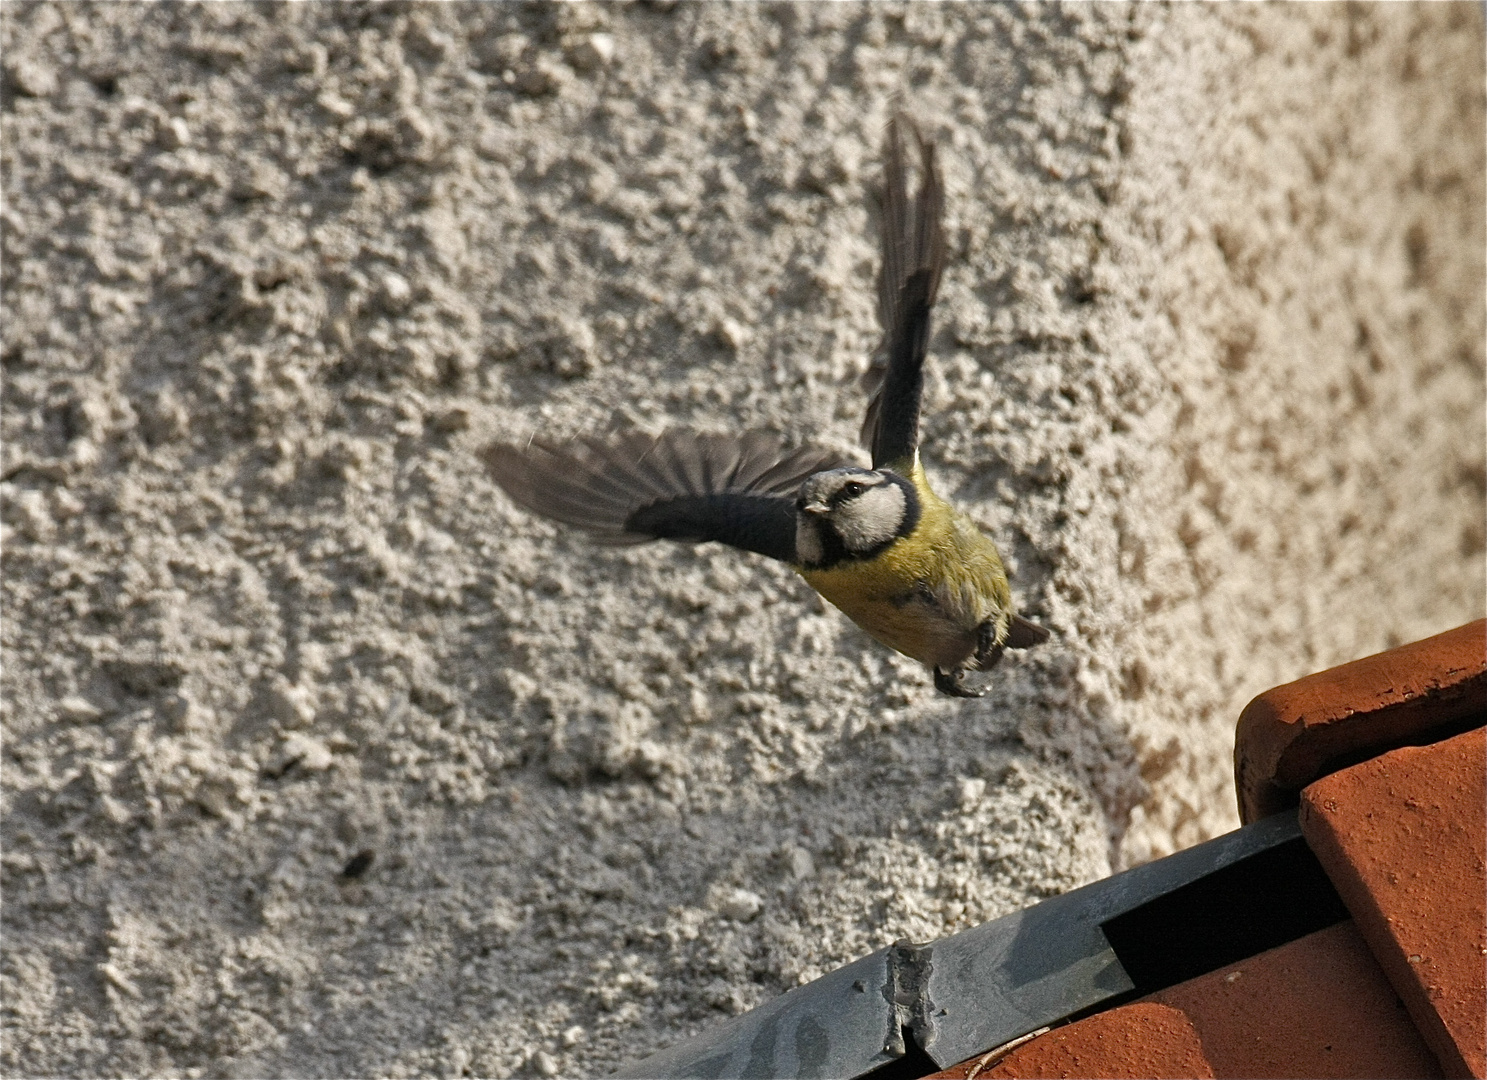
left=974, top=624, right=1007, bottom=671
left=934, top=666, right=986, bottom=698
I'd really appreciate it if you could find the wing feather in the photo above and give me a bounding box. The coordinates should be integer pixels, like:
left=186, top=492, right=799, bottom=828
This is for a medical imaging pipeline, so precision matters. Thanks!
left=483, top=429, right=857, bottom=562
left=860, top=114, right=947, bottom=471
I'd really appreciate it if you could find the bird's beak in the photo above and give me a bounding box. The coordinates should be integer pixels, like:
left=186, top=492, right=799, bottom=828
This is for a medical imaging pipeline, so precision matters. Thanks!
left=799, top=500, right=830, bottom=516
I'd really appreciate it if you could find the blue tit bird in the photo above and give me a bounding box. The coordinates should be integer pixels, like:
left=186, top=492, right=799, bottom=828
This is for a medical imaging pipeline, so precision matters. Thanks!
left=483, top=116, right=1049, bottom=697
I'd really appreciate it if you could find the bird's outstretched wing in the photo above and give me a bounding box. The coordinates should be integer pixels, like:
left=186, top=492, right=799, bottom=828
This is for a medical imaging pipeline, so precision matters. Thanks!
left=483, top=429, right=855, bottom=563
left=860, top=114, right=947, bottom=473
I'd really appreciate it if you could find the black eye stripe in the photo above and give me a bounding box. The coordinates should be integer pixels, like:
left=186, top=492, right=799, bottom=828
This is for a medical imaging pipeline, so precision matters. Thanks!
left=824, top=475, right=883, bottom=505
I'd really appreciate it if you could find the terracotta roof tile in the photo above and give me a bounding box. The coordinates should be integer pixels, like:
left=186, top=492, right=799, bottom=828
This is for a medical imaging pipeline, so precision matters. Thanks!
left=1145, top=920, right=1441, bottom=1079
left=1235, top=620, right=1486, bottom=823
left=1300, top=726, right=1486, bottom=1079
left=934, top=1002, right=1212, bottom=1079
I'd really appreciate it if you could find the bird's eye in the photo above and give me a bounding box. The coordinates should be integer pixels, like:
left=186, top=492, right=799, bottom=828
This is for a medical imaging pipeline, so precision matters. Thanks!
left=842, top=481, right=865, bottom=497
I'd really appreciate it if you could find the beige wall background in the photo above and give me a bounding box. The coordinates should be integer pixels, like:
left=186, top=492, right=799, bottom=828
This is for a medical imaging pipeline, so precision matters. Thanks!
left=3, top=4, right=1481, bottom=1076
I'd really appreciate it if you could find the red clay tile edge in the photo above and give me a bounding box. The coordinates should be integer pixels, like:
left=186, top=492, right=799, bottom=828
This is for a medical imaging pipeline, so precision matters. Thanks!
left=1235, top=619, right=1487, bottom=823
left=923, top=1003, right=1211, bottom=1079
left=1300, top=727, right=1487, bottom=1079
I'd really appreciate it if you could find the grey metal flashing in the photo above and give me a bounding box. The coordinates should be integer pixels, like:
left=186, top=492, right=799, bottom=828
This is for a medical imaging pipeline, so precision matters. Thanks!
left=925, top=809, right=1302, bottom=1067
left=614, top=811, right=1304, bottom=1079
left=612, top=949, right=901, bottom=1079
left=883, top=939, right=936, bottom=1059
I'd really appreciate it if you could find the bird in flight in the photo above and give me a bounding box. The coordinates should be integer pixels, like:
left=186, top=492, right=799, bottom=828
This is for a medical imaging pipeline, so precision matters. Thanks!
left=484, top=116, right=1049, bottom=697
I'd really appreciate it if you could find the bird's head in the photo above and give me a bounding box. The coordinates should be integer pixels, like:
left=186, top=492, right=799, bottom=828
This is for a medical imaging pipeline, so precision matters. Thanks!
left=794, top=467, right=919, bottom=566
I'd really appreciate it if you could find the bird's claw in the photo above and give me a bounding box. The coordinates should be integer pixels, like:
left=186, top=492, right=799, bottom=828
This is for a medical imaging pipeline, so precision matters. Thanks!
left=974, top=623, right=1007, bottom=670
left=934, top=667, right=987, bottom=698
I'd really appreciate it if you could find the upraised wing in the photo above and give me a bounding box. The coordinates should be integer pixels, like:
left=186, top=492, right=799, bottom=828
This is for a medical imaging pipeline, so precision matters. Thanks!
left=859, top=115, right=947, bottom=473
left=483, top=429, right=855, bottom=564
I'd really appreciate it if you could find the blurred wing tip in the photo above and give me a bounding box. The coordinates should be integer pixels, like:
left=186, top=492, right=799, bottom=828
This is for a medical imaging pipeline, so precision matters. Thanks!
left=481, top=440, right=530, bottom=483
left=1006, top=615, right=1052, bottom=649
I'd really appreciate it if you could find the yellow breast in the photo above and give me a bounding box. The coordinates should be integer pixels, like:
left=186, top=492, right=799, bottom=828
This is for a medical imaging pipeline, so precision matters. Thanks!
left=797, top=466, right=1011, bottom=670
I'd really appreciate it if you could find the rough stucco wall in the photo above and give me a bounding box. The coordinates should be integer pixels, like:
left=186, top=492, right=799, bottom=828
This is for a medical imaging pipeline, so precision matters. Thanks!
left=1112, top=1, right=1486, bottom=858
left=1, top=3, right=1480, bottom=1077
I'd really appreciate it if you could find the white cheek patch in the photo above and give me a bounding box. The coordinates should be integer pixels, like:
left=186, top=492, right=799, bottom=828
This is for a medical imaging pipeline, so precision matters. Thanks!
left=795, top=517, right=824, bottom=566
left=835, top=484, right=906, bottom=553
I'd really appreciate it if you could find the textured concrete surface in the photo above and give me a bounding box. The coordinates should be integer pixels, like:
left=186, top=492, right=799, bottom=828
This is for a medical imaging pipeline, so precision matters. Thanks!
left=1301, top=727, right=1487, bottom=1079
left=3, top=4, right=1483, bottom=1077
left=1236, top=619, right=1487, bottom=822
